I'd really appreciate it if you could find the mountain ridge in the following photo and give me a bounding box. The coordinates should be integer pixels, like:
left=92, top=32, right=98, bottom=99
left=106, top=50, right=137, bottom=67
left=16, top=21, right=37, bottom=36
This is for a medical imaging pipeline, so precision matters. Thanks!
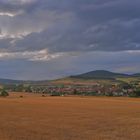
left=69, top=70, right=138, bottom=80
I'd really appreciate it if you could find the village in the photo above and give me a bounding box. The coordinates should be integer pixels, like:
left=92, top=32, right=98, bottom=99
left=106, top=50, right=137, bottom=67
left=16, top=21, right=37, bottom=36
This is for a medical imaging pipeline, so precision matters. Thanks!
left=30, top=82, right=140, bottom=97
left=3, top=78, right=140, bottom=97
left=4, top=80, right=140, bottom=97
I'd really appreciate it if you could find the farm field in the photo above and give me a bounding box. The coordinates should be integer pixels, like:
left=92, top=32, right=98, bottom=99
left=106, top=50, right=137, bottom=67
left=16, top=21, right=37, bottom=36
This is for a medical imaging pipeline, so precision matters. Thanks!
left=0, top=93, right=140, bottom=140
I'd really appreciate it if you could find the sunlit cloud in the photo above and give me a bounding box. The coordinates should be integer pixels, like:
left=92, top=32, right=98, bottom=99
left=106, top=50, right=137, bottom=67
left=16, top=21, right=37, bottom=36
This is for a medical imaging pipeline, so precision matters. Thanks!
left=0, top=12, right=15, bottom=17
left=0, top=49, right=65, bottom=61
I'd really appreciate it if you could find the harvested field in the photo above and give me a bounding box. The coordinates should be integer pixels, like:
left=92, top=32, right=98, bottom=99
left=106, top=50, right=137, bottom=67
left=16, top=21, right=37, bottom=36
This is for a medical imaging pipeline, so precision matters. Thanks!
left=0, top=93, right=140, bottom=140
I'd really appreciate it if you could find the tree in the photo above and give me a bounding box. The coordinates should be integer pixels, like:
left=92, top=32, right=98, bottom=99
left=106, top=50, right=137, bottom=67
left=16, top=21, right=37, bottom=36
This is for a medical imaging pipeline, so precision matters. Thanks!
left=134, top=89, right=140, bottom=97
left=73, top=89, right=78, bottom=95
left=15, top=84, right=24, bottom=92
left=0, top=89, right=9, bottom=97
left=25, top=86, right=32, bottom=93
left=129, top=89, right=140, bottom=97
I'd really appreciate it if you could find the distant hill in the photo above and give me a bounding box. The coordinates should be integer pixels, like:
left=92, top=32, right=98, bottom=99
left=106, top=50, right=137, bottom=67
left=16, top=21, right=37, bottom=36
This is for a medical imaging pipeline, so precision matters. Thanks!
left=70, top=70, right=130, bottom=80
left=0, top=79, right=49, bottom=85
left=132, top=73, right=140, bottom=77
left=0, top=79, right=24, bottom=85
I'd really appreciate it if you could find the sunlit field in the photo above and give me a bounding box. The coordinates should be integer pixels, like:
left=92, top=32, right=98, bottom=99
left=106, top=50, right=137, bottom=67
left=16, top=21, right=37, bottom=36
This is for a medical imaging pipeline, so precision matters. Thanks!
left=0, top=93, right=140, bottom=140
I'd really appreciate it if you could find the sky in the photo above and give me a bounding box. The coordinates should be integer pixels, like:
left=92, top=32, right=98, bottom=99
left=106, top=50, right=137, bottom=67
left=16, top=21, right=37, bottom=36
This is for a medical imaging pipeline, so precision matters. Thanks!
left=0, top=0, right=140, bottom=80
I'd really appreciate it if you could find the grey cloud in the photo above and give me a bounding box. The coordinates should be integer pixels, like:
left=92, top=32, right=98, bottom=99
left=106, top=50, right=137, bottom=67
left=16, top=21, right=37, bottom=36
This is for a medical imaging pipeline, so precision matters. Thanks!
left=1, top=0, right=139, bottom=53
left=11, top=18, right=140, bottom=53
left=0, top=0, right=140, bottom=52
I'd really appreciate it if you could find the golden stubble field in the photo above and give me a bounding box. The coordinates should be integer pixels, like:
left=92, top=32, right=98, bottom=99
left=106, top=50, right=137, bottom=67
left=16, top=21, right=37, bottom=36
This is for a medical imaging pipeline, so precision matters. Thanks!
left=0, top=93, right=140, bottom=140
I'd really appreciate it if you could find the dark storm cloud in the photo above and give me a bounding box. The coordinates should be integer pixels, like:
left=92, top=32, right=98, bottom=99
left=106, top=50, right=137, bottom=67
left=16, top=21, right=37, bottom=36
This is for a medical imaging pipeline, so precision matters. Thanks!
left=0, top=0, right=140, bottom=52
left=2, top=0, right=139, bottom=53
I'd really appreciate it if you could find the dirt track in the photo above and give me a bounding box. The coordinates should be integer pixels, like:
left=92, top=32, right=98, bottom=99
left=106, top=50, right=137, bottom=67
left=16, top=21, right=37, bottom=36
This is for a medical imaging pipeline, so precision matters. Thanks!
left=0, top=93, right=140, bottom=140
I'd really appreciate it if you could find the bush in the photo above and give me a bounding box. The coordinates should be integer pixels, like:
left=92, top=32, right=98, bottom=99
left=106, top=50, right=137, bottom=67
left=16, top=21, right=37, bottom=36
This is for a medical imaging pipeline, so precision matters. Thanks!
left=51, top=92, right=62, bottom=96
left=134, top=89, right=140, bottom=97
left=0, top=90, right=9, bottom=97
left=84, top=92, right=97, bottom=96
left=129, top=89, right=140, bottom=97
left=42, top=95, right=46, bottom=97
left=19, top=95, right=23, bottom=98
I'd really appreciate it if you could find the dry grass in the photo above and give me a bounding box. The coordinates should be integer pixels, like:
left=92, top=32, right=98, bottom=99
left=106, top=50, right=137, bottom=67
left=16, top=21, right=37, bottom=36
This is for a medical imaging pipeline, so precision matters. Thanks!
left=51, top=78, right=115, bottom=85
left=0, top=93, right=140, bottom=140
